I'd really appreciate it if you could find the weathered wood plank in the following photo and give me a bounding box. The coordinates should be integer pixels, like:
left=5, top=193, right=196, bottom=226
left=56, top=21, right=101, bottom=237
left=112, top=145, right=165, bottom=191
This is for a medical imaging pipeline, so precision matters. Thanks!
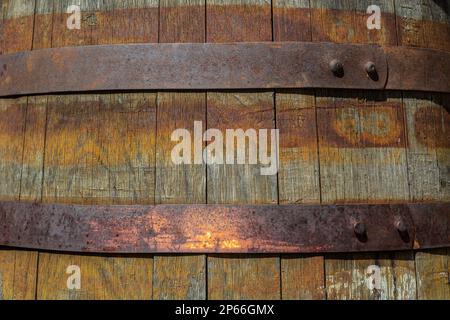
left=326, top=252, right=416, bottom=300
left=377, top=252, right=417, bottom=300
left=403, top=93, right=450, bottom=201
left=206, top=0, right=272, bottom=42
left=273, top=0, right=325, bottom=300
left=206, top=0, right=280, bottom=300
left=153, top=0, right=207, bottom=300
left=35, top=0, right=157, bottom=300
left=310, top=0, right=397, bottom=45
left=281, top=255, right=325, bottom=300
left=316, top=90, right=409, bottom=204
left=314, top=0, right=416, bottom=300
left=276, top=91, right=320, bottom=204
left=415, top=249, right=450, bottom=300
left=326, top=253, right=378, bottom=300
left=208, top=254, right=280, bottom=300
left=153, top=255, right=206, bottom=300
left=0, top=97, right=27, bottom=201
left=20, top=95, right=48, bottom=202
left=37, top=253, right=152, bottom=300
left=396, top=0, right=450, bottom=300
left=0, top=0, right=36, bottom=53
left=273, top=0, right=311, bottom=42
left=0, top=0, right=38, bottom=300
left=206, top=92, right=278, bottom=204
left=395, top=0, right=450, bottom=51
left=0, top=249, right=37, bottom=300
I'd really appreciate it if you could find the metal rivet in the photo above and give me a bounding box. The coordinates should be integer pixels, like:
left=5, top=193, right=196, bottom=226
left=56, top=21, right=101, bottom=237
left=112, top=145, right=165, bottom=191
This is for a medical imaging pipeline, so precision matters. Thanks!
left=354, top=222, right=366, bottom=235
left=353, top=221, right=367, bottom=242
left=365, top=61, right=378, bottom=81
left=395, top=219, right=407, bottom=234
left=330, top=59, right=344, bottom=77
left=395, top=219, right=410, bottom=242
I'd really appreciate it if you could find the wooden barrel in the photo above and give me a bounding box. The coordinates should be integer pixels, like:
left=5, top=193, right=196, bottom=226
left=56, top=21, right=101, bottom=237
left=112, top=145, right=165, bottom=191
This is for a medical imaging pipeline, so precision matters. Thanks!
left=0, top=0, right=448, bottom=300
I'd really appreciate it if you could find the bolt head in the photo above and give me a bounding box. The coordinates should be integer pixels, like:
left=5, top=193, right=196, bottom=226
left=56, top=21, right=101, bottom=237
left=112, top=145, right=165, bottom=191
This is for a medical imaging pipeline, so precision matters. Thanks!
left=395, top=219, right=408, bottom=233
left=365, top=61, right=379, bottom=80
left=330, top=59, right=344, bottom=77
left=354, top=222, right=366, bottom=236
left=365, top=61, right=376, bottom=73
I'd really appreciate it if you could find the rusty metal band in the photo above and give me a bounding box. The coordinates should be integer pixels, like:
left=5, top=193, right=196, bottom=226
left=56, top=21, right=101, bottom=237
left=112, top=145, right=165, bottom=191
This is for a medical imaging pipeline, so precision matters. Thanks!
left=1, top=42, right=449, bottom=96
left=0, top=202, right=448, bottom=253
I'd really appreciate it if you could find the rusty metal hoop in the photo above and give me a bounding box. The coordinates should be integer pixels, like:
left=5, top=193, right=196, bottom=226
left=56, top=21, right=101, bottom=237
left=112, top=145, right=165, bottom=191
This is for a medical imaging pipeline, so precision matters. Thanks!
left=1, top=42, right=450, bottom=96
left=0, top=202, right=448, bottom=254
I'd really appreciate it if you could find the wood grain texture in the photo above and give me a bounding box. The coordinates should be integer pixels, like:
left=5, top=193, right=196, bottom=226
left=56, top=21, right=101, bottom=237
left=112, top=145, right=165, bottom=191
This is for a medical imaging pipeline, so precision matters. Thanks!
left=273, top=0, right=311, bottom=42
left=395, top=0, right=450, bottom=51
left=34, top=0, right=156, bottom=300
left=19, top=95, right=47, bottom=203
left=316, top=90, right=409, bottom=204
left=0, top=0, right=38, bottom=300
left=206, top=0, right=272, bottom=42
left=37, top=253, right=152, bottom=300
left=153, top=255, right=206, bottom=300
left=206, top=0, right=280, bottom=300
left=0, top=0, right=36, bottom=53
left=376, top=252, right=417, bottom=300
left=206, top=92, right=278, bottom=204
left=281, top=255, right=325, bottom=299
left=0, top=249, right=37, bottom=300
left=326, top=253, right=416, bottom=300
left=208, top=254, right=280, bottom=300
left=404, top=93, right=450, bottom=201
left=310, top=0, right=397, bottom=45
left=415, top=249, right=450, bottom=300
left=273, top=0, right=325, bottom=300
left=153, top=0, right=207, bottom=300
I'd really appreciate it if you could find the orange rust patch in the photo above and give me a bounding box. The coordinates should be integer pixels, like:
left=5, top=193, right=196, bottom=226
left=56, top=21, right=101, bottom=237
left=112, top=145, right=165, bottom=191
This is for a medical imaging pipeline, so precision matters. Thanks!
left=207, top=94, right=274, bottom=130
left=50, top=7, right=159, bottom=47
left=310, top=8, right=397, bottom=45
left=311, top=7, right=357, bottom=43
left=2, top=16, right=34, bottom=53
left=317, top=103, right=406, bottom=148
left=277, top=107, right=317, bottom=149
left=414, top=106, right=450, bottom=148
left=273, top=7, right=312, bottom=41
left=33, top=13, right=53, bottom=49
left=0, top=101, right=26, bottom=162
left=207, top=5, right=272, bottom=42
left=44, top=97, right=156, bottom=167
left=397, top=18, right=450, bottom=52
left=160, top=5, right=205, bottom=43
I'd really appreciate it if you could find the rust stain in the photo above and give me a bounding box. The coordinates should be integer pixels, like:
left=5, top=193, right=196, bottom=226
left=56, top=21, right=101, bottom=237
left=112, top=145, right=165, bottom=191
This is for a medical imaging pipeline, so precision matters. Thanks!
left=2, top=16, right=34, bottom=54
left=398, top=18, right=450, bottom=52
left=414, top=106, right=450, bottom=148
left=32, top=13, right=53, bottom=50
left=43, top=98, right=155, bottom=167
left=273, top=7, right=312, bottom=41
left=207, top=94, right=274, bottom=130
left=317, top=103, right=406, bottom=148
left=0, top=101, right=26, bottom=162
left=277, top=107, right=317, bottom=149
left=311, top=7, right=358, bottom=43
left=207, top=5, right=272, bottom=42
left=50, top=8, right=159, bottom=47
left=160, top=5, right=205, bottom=43
left=3, top=6, right=449, bottom=51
